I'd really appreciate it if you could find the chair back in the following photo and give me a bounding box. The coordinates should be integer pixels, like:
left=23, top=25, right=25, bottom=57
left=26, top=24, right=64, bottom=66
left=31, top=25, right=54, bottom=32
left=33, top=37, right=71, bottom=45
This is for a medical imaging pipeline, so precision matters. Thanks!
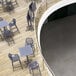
left=9, top=18, right=16, bottom=27
left=8, top=53, right=20, bottom=62
left=26, top=38, right=33, bottom=46
left=12, top=18, right=16, bottom=25
left=8, top=53, right=12, bottom=60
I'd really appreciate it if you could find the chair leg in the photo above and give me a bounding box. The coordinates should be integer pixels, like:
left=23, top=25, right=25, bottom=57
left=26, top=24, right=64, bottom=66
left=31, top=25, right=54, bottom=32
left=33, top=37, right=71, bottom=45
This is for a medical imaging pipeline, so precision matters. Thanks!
left=38, top=67, right=42, bottom=76
left=8, top=42, right=10, bottom=46
left=15, top=25, right=20, bottom=33
left=15, top=0, right=18, bottom=6
left=10, top=25, right=20, bottom=33
left=0, top=35, right=4, bottom=41
left=12, top=62, right=14, bottom=71
left=19, top=60, right=23, bottom=69
left=11, top=37, right=15, bottom=44
left=31, top=69, right=34, bottom=76
left=5, top=38, right=10, bottom=46
left=32, top=46, right=35, bottom=57
left=13, top=40, right=15, bottom=44
left=9, top=27, right=13, bottom=33
left=29, top=68, right=34, bottom=76
left=29, top=68, right=32, bottom=74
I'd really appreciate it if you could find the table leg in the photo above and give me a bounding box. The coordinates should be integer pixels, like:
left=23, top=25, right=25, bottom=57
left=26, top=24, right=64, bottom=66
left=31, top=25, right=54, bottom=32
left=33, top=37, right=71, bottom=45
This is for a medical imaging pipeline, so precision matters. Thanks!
left=26, top=56, right=29, bottom=64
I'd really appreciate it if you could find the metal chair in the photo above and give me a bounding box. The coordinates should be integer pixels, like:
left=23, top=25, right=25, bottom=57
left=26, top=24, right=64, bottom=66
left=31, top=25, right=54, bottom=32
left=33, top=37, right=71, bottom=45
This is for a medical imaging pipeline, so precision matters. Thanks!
left=25, top=37, right=35, bottom=56
left=8, top=53, right=23, bottom=71
left=6, top=1, right=14, bottom=12
left=28, top=61, right=41, bottom=76
left=3, top=28, right=15, bottom=45
left=9, top=18, right=20, bottom=34
left=1, top=0, right=14, bottom=12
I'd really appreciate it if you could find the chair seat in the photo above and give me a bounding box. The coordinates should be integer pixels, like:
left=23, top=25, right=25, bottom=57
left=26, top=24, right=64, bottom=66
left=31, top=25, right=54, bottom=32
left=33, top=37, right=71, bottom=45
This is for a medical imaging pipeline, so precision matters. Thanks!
left=12, top=54, right=19, bottom=62
left=28, top=61, right=39, bottom=70
left=9, top=22, right=14, bottom=27
left=3, top=30, right=13, bottom=37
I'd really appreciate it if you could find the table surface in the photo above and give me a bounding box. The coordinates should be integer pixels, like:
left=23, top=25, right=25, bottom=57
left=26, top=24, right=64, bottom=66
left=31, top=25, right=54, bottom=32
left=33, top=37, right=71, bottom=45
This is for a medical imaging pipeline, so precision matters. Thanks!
left=19, top=45, right=33, bottom=57
left=0, top=20, right=9, bottom=28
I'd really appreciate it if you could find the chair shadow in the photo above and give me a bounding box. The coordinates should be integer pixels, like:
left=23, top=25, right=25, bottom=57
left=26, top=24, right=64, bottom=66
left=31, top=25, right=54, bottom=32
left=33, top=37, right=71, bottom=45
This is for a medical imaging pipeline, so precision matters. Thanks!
left=26, top=26, right=34, bottom=31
